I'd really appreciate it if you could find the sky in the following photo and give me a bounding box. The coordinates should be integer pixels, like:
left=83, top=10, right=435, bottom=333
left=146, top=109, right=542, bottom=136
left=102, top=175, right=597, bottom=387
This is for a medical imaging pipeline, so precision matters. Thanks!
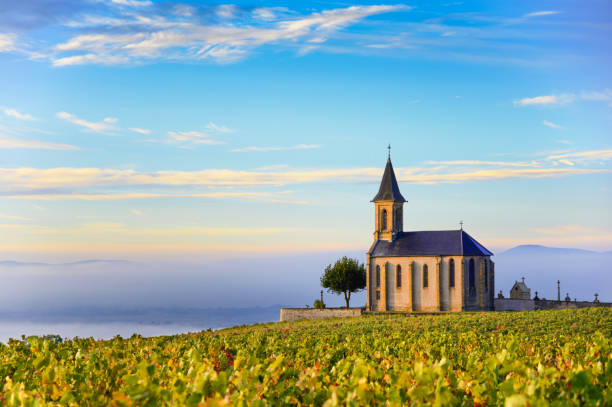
left=0, top=0, right=611, bottom=264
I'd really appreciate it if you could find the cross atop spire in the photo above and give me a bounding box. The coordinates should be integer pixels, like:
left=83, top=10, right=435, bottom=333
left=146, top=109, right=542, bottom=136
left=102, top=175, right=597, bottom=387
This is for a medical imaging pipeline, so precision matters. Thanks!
left=387, top=144, right=391, bottom=159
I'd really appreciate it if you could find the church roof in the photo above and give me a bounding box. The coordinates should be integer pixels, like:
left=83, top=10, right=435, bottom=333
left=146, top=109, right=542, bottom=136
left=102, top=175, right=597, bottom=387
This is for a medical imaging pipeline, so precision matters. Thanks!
left=512, top=281, right=529, bottom=292
left=369, top=230, right=493, bottom=257
left=371, top=157, right=406, bottom=202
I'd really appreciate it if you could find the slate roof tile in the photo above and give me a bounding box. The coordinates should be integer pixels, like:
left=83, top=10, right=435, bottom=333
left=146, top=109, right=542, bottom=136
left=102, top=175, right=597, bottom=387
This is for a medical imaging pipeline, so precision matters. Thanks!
left=370, top=230, right=493, bottom=257
left=372, top=158, right=406, bottom=202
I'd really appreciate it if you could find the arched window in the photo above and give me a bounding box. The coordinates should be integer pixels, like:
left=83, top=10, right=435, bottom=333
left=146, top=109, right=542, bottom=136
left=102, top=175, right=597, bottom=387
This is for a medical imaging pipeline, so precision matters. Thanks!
left=484, top=261, right=488, bottom=289
left=396, top=265, right=402, bottom=288
left=423, top=264, right=429, bottom=288
left=376, top=265, right=380, bottom=288
left=449, top=259, right=455, bottom=288
left=381, top=209, right=388, bottom=231
left=469, top=259, right=475, bottom=289
left=394, top=208, right=401, bottom=230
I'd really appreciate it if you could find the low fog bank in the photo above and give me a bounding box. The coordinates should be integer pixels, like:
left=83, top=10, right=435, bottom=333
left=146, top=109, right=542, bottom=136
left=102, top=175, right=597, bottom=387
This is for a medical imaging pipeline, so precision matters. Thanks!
left=0, top=251, right=367, bottom=314
left=0, top=245, right=610, bottom=323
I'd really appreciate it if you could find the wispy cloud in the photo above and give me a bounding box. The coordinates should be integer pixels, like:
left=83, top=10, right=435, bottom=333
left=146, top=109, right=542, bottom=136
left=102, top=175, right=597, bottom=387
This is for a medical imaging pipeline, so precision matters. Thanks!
left=231, top=144, right=321, bottom=152
left=0, top=33, right=16, bottom=52
left=216, top=4, right=238, bottom=19
left=523, top=11, right=561, bottom=18
left=130, top=209, right=143, bottom=215
left=8, top=221, right=300, bottom=238
left=542, top=120, right=564, bottom=129
left=426, top=160, right=538, bottom=167
left=56, top=111, right=118, bottom=133
left=205, top=122, right=234, bottom=133
left=110, top=0, right=152, bottom=7
left=546, top=149, right=612, bottom=165
left=515, top=90, right=612, bottom=107
left=580, top=89, right=612, bottom=107
left=253, top=7, right=290, bottom=21
left=1, top=149, right=610, bottom=194
left=5, top=191, right=309, bottom=205
left=0, top=135, right=78, bottom=150
left=0, top=213, right=30, bottom=221
left=129, top=127, right=151, bottom=135
left=167, top=131, right=222, bottom=146
left=46, top=4, right=407, bottom=66
left=2, top=107, right=36, bottom=121
left=514, top=94, right=575, bottom=106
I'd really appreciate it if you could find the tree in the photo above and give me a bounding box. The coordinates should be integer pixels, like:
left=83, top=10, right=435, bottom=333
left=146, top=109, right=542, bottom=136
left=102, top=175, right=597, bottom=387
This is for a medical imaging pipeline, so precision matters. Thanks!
left=320, top=256, right=366, bottom=309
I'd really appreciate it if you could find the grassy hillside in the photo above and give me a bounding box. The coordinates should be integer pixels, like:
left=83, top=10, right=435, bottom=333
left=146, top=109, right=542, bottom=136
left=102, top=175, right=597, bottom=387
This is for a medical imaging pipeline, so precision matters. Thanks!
left=1, top=309, right=611, bottom=406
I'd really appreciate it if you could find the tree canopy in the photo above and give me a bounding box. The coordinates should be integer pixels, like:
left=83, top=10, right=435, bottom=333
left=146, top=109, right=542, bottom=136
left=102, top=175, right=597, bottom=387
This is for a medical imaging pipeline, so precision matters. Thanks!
left=320, top=256, right=366, bottom=308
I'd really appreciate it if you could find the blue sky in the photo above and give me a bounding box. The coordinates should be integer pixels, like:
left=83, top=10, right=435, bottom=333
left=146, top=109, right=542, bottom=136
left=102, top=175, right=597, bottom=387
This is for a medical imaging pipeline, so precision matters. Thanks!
left=0, top=0, right=611, bottom=260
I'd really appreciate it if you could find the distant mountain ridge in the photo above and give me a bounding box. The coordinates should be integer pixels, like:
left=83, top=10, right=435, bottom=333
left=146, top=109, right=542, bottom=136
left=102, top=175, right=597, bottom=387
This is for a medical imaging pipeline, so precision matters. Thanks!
left=494, top=244, right=612, bottom=302
left=498, top=244, right=608, bottom=256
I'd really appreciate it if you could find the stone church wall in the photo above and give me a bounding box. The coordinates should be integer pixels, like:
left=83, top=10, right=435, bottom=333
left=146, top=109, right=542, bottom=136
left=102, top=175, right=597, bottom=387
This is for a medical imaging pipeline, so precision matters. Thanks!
left=369, top=255, right=492, bottom=312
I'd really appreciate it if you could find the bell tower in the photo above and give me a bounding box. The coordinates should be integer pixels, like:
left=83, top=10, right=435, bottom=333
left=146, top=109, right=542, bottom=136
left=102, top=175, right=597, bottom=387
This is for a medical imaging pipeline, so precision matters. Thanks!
left=372, top=146, right=406, bottom=242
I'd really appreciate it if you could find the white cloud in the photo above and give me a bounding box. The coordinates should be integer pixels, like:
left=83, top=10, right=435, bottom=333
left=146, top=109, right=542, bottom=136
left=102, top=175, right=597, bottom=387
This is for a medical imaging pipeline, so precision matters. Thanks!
left=167, top=131, right=222, bottom=145
left=129, top=127, right=151, bottom=135
left=110, top=0, right=152, bottom=7
left=131, top=209, right=143, bottom=215
left=231, top=144, right=321, bottom=152
left=53, top=53, right=129, bottom=67
left=542, top=120, right=564, bottom=129
left=197, top=45, right=248, bottom=64
left=172, top=4, right=194, bottom=17
left=2, top=108, right=36, bottom=121
left=50, top=5, right=407, bottom=66
left=0, top=33, right=16, bottom=52
left=56, top=111, right=118, bottom=133
left=253, top=7, right=289, bottom=20
left=546, top=150, right=612, bottom=162
left=6, top=191, right=309, bottom=205
left=580, top=89, right=612, bottom=106
left=216, top=5, right=238, bottom=19
left=0, top=135, right=78, bottom=150
left=427, top=160, right=539, bottom=167
left=514, top=90, right=612, bottom=108
left=523, top=11, right=560, bottom=18
left=513, top=94, right=575, bottom=106
left=205, top=122, right=234, bottom=133
left=0, top=213, right=30, bottom=221
left=1, top=149, right=610, bottom=194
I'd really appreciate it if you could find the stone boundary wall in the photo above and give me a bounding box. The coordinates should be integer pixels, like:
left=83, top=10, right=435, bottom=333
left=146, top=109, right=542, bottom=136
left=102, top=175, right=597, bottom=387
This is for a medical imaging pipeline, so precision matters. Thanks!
left=494, top=298, right=612, bottom=312
left=494, top=299, right=535, bottom=311
left=280, top=308, right=362, bottom=322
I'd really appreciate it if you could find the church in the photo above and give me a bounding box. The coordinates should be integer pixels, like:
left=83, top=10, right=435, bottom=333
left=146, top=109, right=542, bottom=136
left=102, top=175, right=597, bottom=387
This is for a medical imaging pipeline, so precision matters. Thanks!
left=366, top=154, right=495, bottom=312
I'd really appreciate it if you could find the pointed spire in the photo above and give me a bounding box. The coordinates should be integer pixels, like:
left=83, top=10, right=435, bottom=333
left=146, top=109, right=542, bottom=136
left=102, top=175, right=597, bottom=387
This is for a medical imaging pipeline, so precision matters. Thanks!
left=372, top=150, right=406, bottom=202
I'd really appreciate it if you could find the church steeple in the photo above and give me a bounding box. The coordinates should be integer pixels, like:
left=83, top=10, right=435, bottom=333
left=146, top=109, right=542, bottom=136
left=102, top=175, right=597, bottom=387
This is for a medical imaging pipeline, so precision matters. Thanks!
left=372, top=149, right=405, bottom=241
left=371, top=155, right=406, bottom=203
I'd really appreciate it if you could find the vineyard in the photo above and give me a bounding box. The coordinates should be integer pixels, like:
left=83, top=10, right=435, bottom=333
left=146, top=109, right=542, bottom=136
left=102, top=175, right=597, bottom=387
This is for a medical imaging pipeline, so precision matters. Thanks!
left=1, top=308, right=611, bottom=406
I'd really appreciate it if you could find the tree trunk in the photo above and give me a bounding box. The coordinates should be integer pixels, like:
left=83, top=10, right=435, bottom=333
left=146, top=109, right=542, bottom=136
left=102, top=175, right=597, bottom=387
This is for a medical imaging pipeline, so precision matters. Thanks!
left=344, top=291, right=351, bottom=309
